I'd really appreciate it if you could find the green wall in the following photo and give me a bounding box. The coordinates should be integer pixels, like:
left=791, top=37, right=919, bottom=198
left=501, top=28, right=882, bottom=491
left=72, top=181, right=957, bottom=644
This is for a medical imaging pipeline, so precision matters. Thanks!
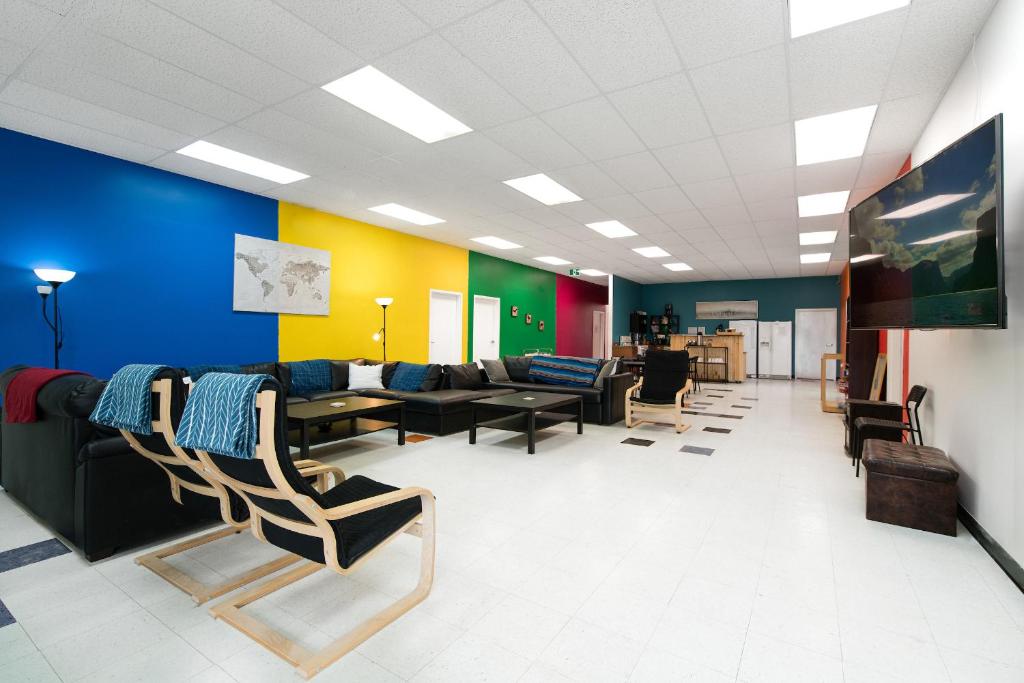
left=468, top=251, right=556, bottom=358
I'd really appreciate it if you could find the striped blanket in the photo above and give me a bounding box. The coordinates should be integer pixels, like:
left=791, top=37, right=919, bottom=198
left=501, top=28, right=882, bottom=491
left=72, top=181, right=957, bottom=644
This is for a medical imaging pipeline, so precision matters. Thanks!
left=528, top=356, right=602, bottom=387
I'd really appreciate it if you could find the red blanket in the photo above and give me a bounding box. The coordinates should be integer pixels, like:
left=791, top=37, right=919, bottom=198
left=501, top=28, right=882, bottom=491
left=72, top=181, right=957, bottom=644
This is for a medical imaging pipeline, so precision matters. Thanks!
left=4, top=368, right=88, bottom=423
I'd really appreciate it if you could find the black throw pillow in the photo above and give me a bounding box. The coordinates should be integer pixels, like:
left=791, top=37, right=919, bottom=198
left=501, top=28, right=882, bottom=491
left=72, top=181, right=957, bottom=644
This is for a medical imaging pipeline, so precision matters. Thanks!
left=445, top=363, right=483, bottom=389
left=503, top=356, right=533, bottom=382
left=480, top=358, right=510, bottom=383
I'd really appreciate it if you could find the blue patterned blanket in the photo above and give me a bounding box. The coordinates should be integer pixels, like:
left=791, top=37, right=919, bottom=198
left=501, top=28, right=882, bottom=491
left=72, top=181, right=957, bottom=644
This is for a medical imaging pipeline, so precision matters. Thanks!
left=528, top=356, right=603, bottom=387
left=89, top=364, right=168, bottom=435
left=176, top=372, right=272, bottom=459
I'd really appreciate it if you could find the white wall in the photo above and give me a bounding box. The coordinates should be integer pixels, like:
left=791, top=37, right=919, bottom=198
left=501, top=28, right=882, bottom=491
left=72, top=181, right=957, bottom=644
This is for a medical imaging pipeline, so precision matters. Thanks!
left=909, top=0, right=1022, bottom=564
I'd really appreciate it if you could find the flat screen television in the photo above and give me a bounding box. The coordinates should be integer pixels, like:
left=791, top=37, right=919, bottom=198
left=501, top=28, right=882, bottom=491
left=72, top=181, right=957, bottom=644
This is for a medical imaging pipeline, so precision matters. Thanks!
left=849, top=114, right=1005, bottom=329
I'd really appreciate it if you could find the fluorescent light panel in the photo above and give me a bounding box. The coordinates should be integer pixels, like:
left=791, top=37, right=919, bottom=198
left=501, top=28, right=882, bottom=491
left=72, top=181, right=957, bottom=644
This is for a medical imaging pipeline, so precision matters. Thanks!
left=799, top=230, right=838, bottom=246
left=579, top=269, right=607, bottom=276
left=798, top=191, right=850, bottom=218
left=177, top=141, right=308, bottom=184
left=663, top=262, right=693, bottom=272
left=909, top=230, right=978, bottom=246
left=534, top=256, right=572, bottom=265
left=322, top=66, right=471, bottom=143
left=877, top=194, right=975, bottom=220
left=368, top=203, right=444, bottom=225
left=851, top=254, right=884, bottom=263
left=633, top=246, right=671, bottom=258
left=795, top=105, right=877, bottom=166
left=503, top=174, right=581, bottom=205
left=585, top=220, right=637, bottom=238
left=471, top=236, right=522, bottom=250
left=789, top=0, right=909, bottom=38
left=800, top=252, right=831, bottom=264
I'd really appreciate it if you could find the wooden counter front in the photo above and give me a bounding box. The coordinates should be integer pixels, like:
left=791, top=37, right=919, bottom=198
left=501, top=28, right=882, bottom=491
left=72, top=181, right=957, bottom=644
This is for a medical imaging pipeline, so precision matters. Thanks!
left=669, top=332, right=746, bottom=382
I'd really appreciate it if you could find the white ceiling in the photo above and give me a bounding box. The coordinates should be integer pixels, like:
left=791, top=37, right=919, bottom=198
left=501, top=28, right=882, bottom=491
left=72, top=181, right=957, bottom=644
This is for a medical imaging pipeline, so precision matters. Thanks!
left=0, top=0, right=998, bottom=284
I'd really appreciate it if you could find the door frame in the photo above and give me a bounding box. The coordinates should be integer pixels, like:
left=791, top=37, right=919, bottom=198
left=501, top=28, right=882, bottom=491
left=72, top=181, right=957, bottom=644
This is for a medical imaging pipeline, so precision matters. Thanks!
left=428, top=289, right=464, bottom=364
left=472, top=294, right=501, bottom=362
left=795, top=307, right=838, bottom=380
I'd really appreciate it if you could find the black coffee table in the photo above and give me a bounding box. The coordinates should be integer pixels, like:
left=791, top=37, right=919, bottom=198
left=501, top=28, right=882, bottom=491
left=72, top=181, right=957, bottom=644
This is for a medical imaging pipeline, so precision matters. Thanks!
left=287, top=396, right=405, bottom=459
left=469, top=392, right=583, bottom=454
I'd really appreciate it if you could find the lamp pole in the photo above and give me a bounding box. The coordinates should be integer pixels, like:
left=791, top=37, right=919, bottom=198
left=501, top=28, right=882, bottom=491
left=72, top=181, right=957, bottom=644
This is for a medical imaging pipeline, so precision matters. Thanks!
left=34, top=269, right=75, bottom=369
left=374, top=297, right=394, bottom=361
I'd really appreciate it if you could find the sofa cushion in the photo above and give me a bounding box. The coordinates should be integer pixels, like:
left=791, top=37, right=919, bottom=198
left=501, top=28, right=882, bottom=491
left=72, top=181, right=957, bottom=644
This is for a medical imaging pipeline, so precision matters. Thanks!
left=286, top=395, right=309, bottom=405
left=485, top=382, right=603, bottom=404
left=300, top=390, right=358, bottom=402
left=420, top=364, right=443, bottom=391
left=389, top=362, right=431, bottom=392
left=529, top=356, right=602, bottom=387
left=348, top=364, right=384, bottom=390
left=329, top=359, right=364, bottom=391
left=446, top=363, right=484, bottom=390
left=392, top=389, right=486, bottom=414
left=593, top=358, right=620, bottom=389
left=240, top=362, right=287, bottom=394
left=480, top=358, right=509, bottom=383
left=364, top=361, right=398, bottom=387
left=187, top=364, right=242, bottom=380
left=287, top=359, right=332, bottom=395
left=355, top=388, right=405, bottom=400
left=472, top=387, right=517, bottom=399
left=503, top=356, right=533, bottom=382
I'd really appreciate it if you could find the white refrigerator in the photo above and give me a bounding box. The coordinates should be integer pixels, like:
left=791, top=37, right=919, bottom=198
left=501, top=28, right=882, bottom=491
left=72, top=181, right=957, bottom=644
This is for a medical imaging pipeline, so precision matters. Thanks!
left=757, top=321, right=792, bottom=379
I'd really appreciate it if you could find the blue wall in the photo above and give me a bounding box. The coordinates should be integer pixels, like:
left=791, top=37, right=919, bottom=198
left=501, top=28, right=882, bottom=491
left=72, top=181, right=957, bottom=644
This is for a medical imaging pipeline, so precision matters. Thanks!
left=0, top=128, right=278, bottom=379
left=611, top=275, right=643, bottom=340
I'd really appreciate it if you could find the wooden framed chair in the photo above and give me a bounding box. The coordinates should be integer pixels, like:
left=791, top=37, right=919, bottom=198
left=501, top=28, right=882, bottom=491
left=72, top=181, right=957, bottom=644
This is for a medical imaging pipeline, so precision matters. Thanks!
left=625, top=350, right=694, bottom=433
left=121, top=369, right=345, bottom=604
left=187, top=377, right=435, bottom=679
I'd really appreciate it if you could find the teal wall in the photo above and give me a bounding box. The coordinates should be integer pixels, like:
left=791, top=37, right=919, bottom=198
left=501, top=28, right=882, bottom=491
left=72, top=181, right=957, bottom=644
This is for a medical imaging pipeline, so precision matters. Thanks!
left=611, top=275, right=643, bottom=340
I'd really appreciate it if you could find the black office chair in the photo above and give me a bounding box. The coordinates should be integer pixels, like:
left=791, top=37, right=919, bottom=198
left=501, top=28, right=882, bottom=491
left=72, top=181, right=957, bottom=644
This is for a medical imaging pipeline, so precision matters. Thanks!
left=853, top=385, right=928, bottom=476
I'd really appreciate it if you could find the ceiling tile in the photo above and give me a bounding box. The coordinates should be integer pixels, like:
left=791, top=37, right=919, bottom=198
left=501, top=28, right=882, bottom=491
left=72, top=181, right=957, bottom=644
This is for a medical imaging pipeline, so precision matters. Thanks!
left=554, top=200, right=610, bottom=224
left=541, top=96, right=646, bottom=161
left=661, top=209, right=710, bottom=232
left=442, top=0, right=599, bottom=112
left=734, top=168, right=795, bottom=204
left=591, top=193, right=651, bottom=219
left=653, top=137, right=730, bottom=185
left=716, top=223, right=758, bottom=239
left=856, top=152, right=907, bottom=192
left=598, top=151, right=674, bottom=193
left=634, top=186, right=694, bottom=214
left=866, top=92, right=940, bottom=155
left=794, top=157, right=862, bottom=195
left=483, top=116, right=587, bottom=171
left=1, top=0, right=62, bottom=49
left=0, top=37, right=32, bottom=75
left=788, top=8, right=907, bottom=119
left=690, top=45, right=789, bottom=135
left=530, top=0, right=680, bottom=91
left=273, top=0, right=430, bottom=60
left=701, top=204, right=751, bottom=226
left=548, top=164, right=626, bottom=200
left=657, top=0, right=785, bottom=69
left=608, top=73, right=711, bottom=149
left=681, top=177, right=742, bottom=209
left=434, top=132, right=534, bottom=180
left=400, top=0, right=500, bottom=28
left=717, top=123, right=794, bottom=175
left=755, top=219, right=796, bottom=236
left=746, top=197, right=797, bottom=221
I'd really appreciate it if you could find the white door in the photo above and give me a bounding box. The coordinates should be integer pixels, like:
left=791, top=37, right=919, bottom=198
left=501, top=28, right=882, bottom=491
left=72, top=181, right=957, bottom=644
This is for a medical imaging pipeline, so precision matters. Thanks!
left=429, top=289, right=463, bottom=365
left=795, top=308, right=838, bottom=380
left=771, top=321, right=793, bottom=378
left=592, top=308, right=607, bottom=358
left=730, top=319, right=758, bottom=376
left=472, top=295, right=500, bottom=361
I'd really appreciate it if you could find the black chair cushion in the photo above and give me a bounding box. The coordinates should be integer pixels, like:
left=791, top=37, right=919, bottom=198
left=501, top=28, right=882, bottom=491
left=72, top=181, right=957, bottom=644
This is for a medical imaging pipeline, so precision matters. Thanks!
left=503, top=356, right=533, bottom=382
left=630, top=395, right=675, bottom=405
left=638, top=351, right=689, bottom=402
left=445, top=363, right=484, bottom=390
left=300, top=390, right=358, bottom=402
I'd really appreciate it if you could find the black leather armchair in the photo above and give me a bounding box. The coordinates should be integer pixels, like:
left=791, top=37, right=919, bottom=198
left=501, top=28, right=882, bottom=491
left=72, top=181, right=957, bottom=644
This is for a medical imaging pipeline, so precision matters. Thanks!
left=0, top=367, right=212, bottom=560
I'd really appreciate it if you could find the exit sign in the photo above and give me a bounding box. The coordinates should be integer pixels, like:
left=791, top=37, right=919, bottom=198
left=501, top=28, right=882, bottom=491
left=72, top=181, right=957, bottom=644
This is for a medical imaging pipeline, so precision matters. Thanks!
left=568, top=268, right=580, bottom=276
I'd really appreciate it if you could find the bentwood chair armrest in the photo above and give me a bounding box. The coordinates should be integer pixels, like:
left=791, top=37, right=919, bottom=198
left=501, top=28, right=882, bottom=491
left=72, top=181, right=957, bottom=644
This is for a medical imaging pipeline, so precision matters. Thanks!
left=295, top=463, right=347, bottom=486
left=323, top=486, right=434, bottom=521
left=674, top=378, right=693, bottom=402
left=625, top=377, right=643, bottom=400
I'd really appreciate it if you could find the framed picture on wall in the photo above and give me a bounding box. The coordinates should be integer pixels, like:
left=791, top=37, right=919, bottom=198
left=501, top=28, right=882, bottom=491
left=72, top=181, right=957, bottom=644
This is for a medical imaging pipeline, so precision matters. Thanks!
left=511, top=305, right=519, bottom=317
left=538, top=320, right=545, bottom=331
left=525, top=313, right=533, bottom=325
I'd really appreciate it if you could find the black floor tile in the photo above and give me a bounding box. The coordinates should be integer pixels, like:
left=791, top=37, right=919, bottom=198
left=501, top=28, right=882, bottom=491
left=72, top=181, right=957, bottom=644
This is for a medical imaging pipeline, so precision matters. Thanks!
left=703, top=427, right=731, bottom=434
left=706, top=394, right=725, bottom=399
left=681, top=445, right=714, bottom=456
left=0, top=599, right=12, bottom=628
left=621, top=437, right=654, bottom=447
left=731, top=405, right=752, bottom=409
left=0, top=539, right=70, bottom=574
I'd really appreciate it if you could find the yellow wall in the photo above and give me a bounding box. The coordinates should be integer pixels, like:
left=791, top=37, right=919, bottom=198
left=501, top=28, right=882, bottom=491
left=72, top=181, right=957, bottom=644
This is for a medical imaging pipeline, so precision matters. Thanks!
left=278, top=202, right=469, bottom=363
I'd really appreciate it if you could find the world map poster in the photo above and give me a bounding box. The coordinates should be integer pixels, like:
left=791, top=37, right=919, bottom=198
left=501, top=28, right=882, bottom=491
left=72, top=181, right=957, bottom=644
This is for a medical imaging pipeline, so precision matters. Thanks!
left=233, top=234, right=330, bottom=315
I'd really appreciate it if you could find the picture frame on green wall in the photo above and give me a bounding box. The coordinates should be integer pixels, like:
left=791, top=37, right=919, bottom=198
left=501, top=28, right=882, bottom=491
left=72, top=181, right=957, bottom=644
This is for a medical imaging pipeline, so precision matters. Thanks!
left=538, top=320, right=545, bottom=331
left=511, top=305, right=518, bottom=317
left=525, top=313, right=532, bottom=325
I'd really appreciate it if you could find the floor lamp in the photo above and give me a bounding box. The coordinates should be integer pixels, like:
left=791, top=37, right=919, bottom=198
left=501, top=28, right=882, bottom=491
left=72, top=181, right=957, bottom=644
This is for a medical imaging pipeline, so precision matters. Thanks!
left=34, top=268, right=76, bottom=369
left=372, top=297, right=393, bottom=361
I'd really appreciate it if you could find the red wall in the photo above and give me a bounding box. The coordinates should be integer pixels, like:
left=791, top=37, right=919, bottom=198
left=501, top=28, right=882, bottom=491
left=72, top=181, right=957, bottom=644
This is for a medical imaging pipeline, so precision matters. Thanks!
left=555, top=275, right=608, bottom=357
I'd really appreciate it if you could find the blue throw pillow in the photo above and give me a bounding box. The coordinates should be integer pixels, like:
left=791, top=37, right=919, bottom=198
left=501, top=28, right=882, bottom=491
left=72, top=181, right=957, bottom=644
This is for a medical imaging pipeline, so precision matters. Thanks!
left=528, top=356, right=603, bottom=387
left=389, top=362, right=430, bottom=392
left=288, top=359, right=332, bottom=395
left=186, top=364, right=242, bottom=380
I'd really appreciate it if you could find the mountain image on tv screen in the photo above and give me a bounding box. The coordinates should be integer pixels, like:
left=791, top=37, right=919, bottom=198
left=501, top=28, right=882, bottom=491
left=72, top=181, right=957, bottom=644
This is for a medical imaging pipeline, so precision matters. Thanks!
left=849, top=116, right=1003, bottom=328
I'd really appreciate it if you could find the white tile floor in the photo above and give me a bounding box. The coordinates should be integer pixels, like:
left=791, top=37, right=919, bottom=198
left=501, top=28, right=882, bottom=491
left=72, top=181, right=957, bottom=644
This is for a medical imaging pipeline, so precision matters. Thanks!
left=2, top=379, right=1024, bottom=682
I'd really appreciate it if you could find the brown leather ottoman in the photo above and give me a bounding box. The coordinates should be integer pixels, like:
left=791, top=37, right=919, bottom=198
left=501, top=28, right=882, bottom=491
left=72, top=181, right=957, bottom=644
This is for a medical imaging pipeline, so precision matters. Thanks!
left=862, top=439, right=959, bottom=536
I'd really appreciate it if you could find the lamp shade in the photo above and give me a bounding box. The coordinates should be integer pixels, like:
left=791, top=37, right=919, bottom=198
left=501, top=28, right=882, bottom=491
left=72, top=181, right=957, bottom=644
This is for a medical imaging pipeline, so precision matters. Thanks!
left=375, top=297, right=394, bottom=306
left=34, top=268, right=76, bottom=283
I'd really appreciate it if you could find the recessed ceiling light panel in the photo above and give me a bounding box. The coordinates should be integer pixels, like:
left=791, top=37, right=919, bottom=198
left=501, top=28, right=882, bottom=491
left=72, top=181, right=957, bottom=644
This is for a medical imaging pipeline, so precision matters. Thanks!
left=800, top=252, right=831, bottom=264
left=503, top=174, right=582, bottom=205
left=579, top=268, right=607, bottom=276
left=795, top=105, right=878, bottom=166
left=633, top=246, right=671, bottom=258
left=369, top=203, right=444, bottom=225
left=471, top=236, right=523, bottom=250
left=585, top=220, right=637, bottom=238
left=789, top=0, right=909, bottom=38
left=799, top=230, right=838, bottom=246
left=663, top=262, right=693, bottom=272
left=177, top=141, right=308, bottom=184
left=798, top=191, right=850, bottom=218
left=322, top=66, right=471, bottom=143
left=534, top=256, right=572, bottom=265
